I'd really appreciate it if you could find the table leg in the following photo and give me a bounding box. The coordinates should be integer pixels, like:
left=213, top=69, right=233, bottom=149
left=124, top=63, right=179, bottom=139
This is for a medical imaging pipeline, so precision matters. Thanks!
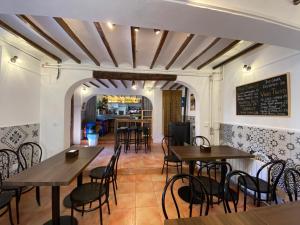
left=44, top=186, right=78, bottom=225
left=63, top=173, right=83, bottom=208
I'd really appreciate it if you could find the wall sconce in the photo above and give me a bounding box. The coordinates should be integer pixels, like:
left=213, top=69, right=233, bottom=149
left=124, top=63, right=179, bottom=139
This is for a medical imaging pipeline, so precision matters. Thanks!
left=154, top=29, right=160, bottom=35
left=10, top=56, right=18, bottom=63
left=243, top=64, right=251, bottom=72
left=131, top=80, right=137, bottom=90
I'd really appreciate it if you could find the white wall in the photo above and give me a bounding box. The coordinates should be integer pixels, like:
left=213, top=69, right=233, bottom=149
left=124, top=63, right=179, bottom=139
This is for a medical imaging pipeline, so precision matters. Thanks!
left=0, top=41, right=41, bottom=127
left=221, top=45, right=300, bottom=130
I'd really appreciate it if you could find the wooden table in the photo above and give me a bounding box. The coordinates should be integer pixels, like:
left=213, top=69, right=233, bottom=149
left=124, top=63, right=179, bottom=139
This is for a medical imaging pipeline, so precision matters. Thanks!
left=4, top=146, right=104, bottom=225
left=164, top=201, right=300, bottom=225
left=170, top=145, right=254, bottom=203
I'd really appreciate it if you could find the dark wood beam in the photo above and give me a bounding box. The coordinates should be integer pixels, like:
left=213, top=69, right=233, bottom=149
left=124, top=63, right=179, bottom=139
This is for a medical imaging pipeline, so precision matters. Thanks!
left=197, top=40, right=240, bottom=70
left=89, top=81, right=100, bottom=88
left=130, top=27, right=136, bottom=68
left=169, top=83, right=178, bottom=90
left=182, top=38, right=221, bottom=70
left=96, top=79, right=109, bottom=88
left=108, top=79, right=118, bottom=88
left=166, top=34, right=194, bottom=70
left=0, top=19, right=61, bottom=62
left=143, top=81, right=146, bottom=89
left=94, top=22, right=118, bottom=67
left=83, top=83, right=90, bottom=88
left=150, top=30, right=169, bottom=69
left=176, top=85, right=183, bottom=90
left=153, top=80, right=159, bottom=88
left=18, top=15, right=80, bottom=64
left=121, top=80, right=127, bottom=88
left=93, top=71, right=177, bottom=81
left=294, top=0, right=300, bottom=5
left=213, top=43, right=263, bottom=70
left=161, top=81, right=170, bottom=89
left=54, top=17, right=100, bottom=66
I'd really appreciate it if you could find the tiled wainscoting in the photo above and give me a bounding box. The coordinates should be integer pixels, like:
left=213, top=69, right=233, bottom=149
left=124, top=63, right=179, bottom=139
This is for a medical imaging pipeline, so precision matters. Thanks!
left=0, top=123, right=40, bottom=150
left=219, top=123, right=300, bottom=191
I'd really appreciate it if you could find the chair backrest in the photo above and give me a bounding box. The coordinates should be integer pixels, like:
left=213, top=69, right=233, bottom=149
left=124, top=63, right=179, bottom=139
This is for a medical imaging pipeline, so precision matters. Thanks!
left=256, top=160, right=286, bottom=193
left=161, top=136, right=172, bottom=157
left=198, top=161, right=232, bottom=188
left=101, top=155, right=117, bottom=191
left=192, top=136, right=210, bottom=147
left=17, top=142, right=42, bottom=169
left=284, top=168, right=300, bottom=202
left=114, top=144, right=122, bottom=174
left=0, top=149, right=22, bottom=181
left=224, top=170, right=260, bottom=213
left=162, top=174, right=209, bottom=219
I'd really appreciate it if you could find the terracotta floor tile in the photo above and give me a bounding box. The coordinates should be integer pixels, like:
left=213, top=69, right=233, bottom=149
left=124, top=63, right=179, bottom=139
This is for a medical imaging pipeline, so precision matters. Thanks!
left=135, top=182, right=154, bottom=193
left=118, top=182, right=136, bottom=194
left=108, top=208, right=135, bottom=225
left=136, top=193, right=157, bottom=208
left=136, top=207, right=163, bottom=225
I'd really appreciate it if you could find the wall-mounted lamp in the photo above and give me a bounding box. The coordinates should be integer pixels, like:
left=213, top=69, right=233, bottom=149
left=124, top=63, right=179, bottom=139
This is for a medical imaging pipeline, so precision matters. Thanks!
left=10, top=56, right=18, bottom=63
left=131, top=80, right=137, bottom=90
left=243, top=64, right=251, bottom=72
left=134, top=27, right=140, bottom=32
left=154, top=29, right=160, bottom=35
left=107, top=22, right=115, bottom=30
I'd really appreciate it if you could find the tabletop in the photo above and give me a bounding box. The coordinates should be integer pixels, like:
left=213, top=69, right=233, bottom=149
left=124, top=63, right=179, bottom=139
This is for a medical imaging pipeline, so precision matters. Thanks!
left=164, top=201, right=300, bottom=225
left=170, top=145, right=254, bottom=161
left=4, top=146, right=104, bottom=187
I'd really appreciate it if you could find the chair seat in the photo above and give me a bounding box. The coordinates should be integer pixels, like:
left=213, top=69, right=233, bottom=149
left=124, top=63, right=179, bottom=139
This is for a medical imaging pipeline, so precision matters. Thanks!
left=238, top=176, right=271, bottom=193
left=195, top=176, right=222, bottom=196
left=164, top=155, right=181, bottom=163
left=90, top=166, right=113, bottom=179
left=70, top=183, right=106, bottom=205
left=0, top=191, right=13, bottom=208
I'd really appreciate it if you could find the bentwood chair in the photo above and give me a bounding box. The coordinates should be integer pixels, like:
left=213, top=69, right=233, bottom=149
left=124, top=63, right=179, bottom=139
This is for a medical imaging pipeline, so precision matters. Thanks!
left=196, top=161, right=232, bottom=208
left=89, top=145, right=121, bottom=205
left=0, top=173, right=14, bottom=225
left=17, top=142, right=42, bottom=206
left=70, top=155, right=116, bottom=225
left=162, top=174, right=210, bottom=219
left=161, top=136, right=183, bottom=182
left=238, top=160, right=286, bottom=204
left=284, top=168, right=300, bottom=202
left=0, top=149, right=22, bottom=224
left=224, top=170, right=260, bottom=213
left=192, top=136, right=212, bottom=174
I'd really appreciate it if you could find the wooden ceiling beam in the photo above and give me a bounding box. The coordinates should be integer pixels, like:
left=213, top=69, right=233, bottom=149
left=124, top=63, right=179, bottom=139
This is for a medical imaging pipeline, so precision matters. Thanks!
left=93, top=71, right=177, bottom=81
left=143, top=80, right=146, bottom=89
left=169, top=83, right=178, bottom=90
left=0, top=19, right=61, bottom=62
left=197, top=40, right=240, bottom=70
left=89, top=81, right=100, bottom=88
left=54, top=17, right=100, bottom=66
left=166, top=34, right=194, bottom=70
left=121, top=80, right=127, bottom=88
left=94, top=22, right=118, bottom=67
left=294, top=0, right=300, bottom=5
left=176, top=85, right=183, bottom=90
left=96, top=79, right=109, bottom=88
left=212, top=43, right=264, bottom=70
left=108, top=79, right=118, bottom=88
left=182, top=38, right=221, bottom=70
left=18, top=15, right=80, bottom=63
left=130, top=27, right=136, bottom=68
left=150, top=30, right=169, bottom=69
left=83, top=83, right=90, bottom=88
left=161, top=81, right=170, bottom=89
left=153, top=80, right=159, bottom=88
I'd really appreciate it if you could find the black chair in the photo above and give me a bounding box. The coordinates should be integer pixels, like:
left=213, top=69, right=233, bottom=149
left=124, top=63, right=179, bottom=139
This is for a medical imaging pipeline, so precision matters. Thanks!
left=284, top=168, right=300, bottom=202
left=192, top=136, right=213, bottom=174
left=224, top=170, right=260, bottom=213
left=89, top=145, right=121, bottom=205
left=17, top=142, right=42, bottom=206
left=137, top=126, right=151, bottom=153
left=196, top=161, right=232, bottom=208
left=0, top=173, right=14, bottom=225
left=162, top=174, right=209, bottom=219
left=161, top=136, right=183, bottom=182
left=70, top=154, right=116, bottom=225
left=0, top=149, right=23, bottom=224
left=238, top=160, right=286, bottom=204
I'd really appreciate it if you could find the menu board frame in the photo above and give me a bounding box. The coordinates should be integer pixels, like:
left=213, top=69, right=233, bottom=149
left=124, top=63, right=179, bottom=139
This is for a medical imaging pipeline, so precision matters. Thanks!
left=236, top=73, right=290, bottom=116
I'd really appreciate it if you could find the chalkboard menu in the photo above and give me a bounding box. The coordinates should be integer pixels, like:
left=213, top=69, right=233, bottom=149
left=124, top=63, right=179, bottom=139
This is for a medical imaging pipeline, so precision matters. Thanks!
left=236, top=73, right=290, bottom=116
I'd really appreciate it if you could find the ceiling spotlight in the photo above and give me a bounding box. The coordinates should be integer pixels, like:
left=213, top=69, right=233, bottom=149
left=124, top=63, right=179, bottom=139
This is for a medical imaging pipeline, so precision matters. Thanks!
left=243, top=64, right=251, bottom=72
left=10, top=56, right=18, bottom=63
left=107, top=22, right=115, bottom=30
left=154, top=29, right=160, bottom=35
left=131, top=80, right=137, bottom=90
left=134, top=27, right=140, bottom=32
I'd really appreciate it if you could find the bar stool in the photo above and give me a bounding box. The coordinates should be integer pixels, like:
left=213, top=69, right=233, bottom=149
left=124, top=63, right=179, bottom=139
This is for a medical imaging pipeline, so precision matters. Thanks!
left=127, top=126, right=138, bottom=152
left=117, top=127, right=128, bottom=152
left=137, top=127, right=151, bottom=153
